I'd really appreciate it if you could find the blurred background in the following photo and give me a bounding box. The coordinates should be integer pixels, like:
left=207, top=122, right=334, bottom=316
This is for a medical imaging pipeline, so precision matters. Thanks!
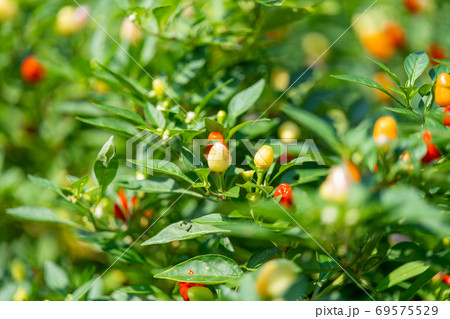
left=0, top=0, right=449, bottom=300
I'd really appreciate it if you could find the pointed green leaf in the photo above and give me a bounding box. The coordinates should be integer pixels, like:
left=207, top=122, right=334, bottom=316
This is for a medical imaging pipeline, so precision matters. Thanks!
left=154, top=254, right=243, bottom=284
left=142, top=221, right=229, bottom=245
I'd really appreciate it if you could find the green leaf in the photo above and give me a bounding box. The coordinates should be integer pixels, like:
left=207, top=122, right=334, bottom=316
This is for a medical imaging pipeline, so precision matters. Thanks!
left=6, top=206, right=78, bottom=227
left=332, top=74, right=389, bottom=92
left=404, top=51, right=429, bottom=87
left=282, top=105, right=342, bottom=154
left=115, top=178, right=202, bottom=198
left=142, top=221, right=229, bottom=245
left=376, top=261, right=430, bottom=292
left=204, top=117, right=227, bottom=137
left=418, top=84, right=433, bottom=97
left=93, top=103, right=146, bottom=125
left=71, top=176, right=89, bottom=194
left=44, top=261, right=70, bottom=296
left=399, top=268, right=437, bottom=301
left=181, top=147, right=202, bottom=171
left=70, top=278, right=97, bottom=301
left=154, top=254, right=243, bottom=284
left=153, top=0, right=181, bottom=30
left=432, top=58, right=450, bottom=66
left=222, top=186, right=240, bottom=198
left=77, top=117, right=139, bottom=136
left=28, top=175, right=65, bottom=198
left=227, top=79, right=265, bottom=126
left=256, top=0, right=285, bottom=6
left=144, top=102, right=166, bottom=129
left=117, top=284, right=166, bottom=295
left=247, top=247, right=280, bottom=269
left=129, top=159, right=194, bottom=184
left=97, top=64, right=148, bottom=101
left=192, top=214, right=232, bottom=225
left=194, top=168, right=211, bottom=187
left=94, top=136, right=118, bottom=194
left=269, top=156, right=312, bottom=184
left=384, top=106, right=418, bottom=119
left=368, top=57, right=401, bottom=86
left=196, top=79, right=233, bottom=111
left=227, top=119, right=270, bottom=140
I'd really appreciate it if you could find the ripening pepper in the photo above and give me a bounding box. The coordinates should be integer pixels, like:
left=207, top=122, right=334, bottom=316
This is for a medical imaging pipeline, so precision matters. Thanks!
left=384, top=22, right=406, bottom=48
left=443, top=275, right=450, bottom=286
left=114, top=188, right=138, bottom=222
left=255, top=259, right=298, bottom=300
left=435, top=73, right=450, bottom=107
left=403, top=0, right=428, bottom=14
left=217, top=110, right=226, bottom=124
left=273, top=183, right=294, bottom=208
left=278, top=121, right=301, bottom=144
left=55, top=6, right=89, bottom=36
left=360, top=31, right=396, bottom=60
left=254, top=145, right=274, bottom=171
left=444, top=106, right=450, bottom=127
left=207, top=142, right=231, bottom=173
left=179, top=270, right=207, bottom=301
left=421, top=130, right=441, bottom=163
left=0, top=0, right=18, bottom=21
left=373, top=72, right=395, bottom=102
left=319, top=161, right=361, bottom=203
left=373, top=116, right=398, bottom=147
left=205, top=132, right=227, bottom=157
left=120, top=17, right=142, bottom=45
left=21, top=55, right=46, bottom=84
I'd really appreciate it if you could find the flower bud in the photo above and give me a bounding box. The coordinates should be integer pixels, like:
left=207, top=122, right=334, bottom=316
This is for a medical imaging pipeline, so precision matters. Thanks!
left=254, top=145, right=274, bottom=171
left=120, top=17, right=142, bottom=45
left=207, top=142, right=231, bottom=173
left=278, top=121, right=300, bottom=144
left=217, top=110, right=226, bottom=124
left=152, top=78, right=166, bottom=99
left=0, top=0, right=18, bottom=21
left=255, top=259, right=298, bottom=299
left=273, top=183, right=294, bottom=208
left=185, top=111, right=196, bottom=124
left=373, top=116, right=398, bottom=148
left=240, top=170, right=255, bottom=183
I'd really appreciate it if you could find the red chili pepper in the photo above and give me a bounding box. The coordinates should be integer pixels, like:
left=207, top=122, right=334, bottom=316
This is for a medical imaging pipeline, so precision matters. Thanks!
left=421, top=130, right=441, bottom=163
left=114, top=204, right=127, bottom=222
left=205, top=132, right=227, bottom=157
left=273, top=183, right=294, bottom=208
left=442, top=275, right=450, bottom=286
left=179, top=270, right=206, bottom=301
left=21, top=55, right=46, bottom=84
left=118, top=188, right=129, bottom=214
left=444, top=106, right=450, bottom=127
left=131, top=196, right=138, bottom=208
